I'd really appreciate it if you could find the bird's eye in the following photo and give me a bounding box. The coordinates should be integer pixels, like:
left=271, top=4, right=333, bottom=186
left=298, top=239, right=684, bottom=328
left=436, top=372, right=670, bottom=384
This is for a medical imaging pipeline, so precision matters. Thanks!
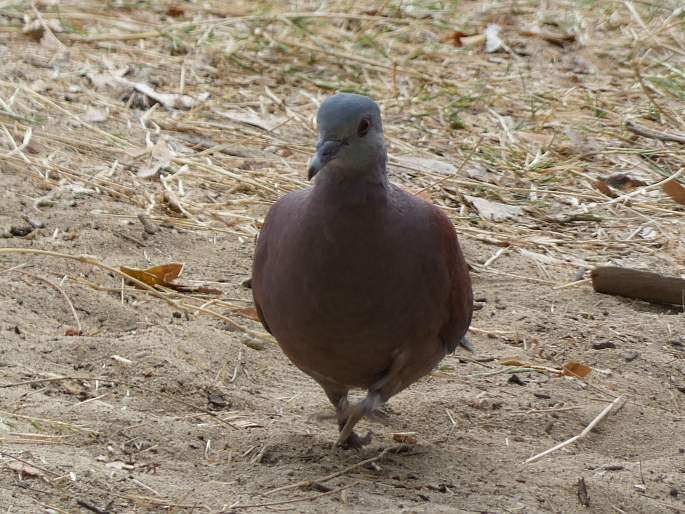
left=357, top=118, right=371, bottom=137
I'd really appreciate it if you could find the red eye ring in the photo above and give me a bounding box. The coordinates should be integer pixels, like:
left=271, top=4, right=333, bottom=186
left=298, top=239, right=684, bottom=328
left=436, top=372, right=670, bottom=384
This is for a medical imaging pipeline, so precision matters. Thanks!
left=357, top=118, right=371, bottom=137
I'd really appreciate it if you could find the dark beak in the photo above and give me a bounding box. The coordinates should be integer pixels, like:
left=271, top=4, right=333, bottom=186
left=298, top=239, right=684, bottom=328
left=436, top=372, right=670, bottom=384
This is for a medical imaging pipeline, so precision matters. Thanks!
left=307, top=139, right=342, bottom=180
left=307, top=153, right=322, bottom=180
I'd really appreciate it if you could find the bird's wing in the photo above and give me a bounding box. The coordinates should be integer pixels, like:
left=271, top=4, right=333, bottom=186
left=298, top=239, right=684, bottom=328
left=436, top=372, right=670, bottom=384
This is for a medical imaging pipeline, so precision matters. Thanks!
left=428, top=205, right=474, bottom=353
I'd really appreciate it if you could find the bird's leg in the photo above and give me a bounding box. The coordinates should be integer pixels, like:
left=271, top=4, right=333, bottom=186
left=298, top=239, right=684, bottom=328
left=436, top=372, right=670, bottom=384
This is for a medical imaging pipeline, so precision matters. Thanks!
left=335, top=396, right=374, bottom=449
left=320, top=386, right=374, bottom=449
left=337, top=349, right=416, bottom=447
left=337, top=391, right=384, bottom=447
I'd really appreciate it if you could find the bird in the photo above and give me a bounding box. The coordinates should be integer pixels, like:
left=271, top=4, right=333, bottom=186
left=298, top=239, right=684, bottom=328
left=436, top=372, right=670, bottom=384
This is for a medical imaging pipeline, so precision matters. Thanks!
left=251, top=93, right=473, bottom=449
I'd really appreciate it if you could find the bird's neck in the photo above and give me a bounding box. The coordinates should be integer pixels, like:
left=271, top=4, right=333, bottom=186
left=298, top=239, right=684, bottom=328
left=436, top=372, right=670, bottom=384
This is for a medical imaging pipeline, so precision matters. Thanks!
left=313, top=163, right=389, bottom=208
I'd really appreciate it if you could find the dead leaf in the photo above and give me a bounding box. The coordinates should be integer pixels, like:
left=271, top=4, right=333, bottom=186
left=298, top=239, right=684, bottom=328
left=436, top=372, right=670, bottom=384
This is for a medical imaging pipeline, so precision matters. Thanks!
left=562, top=362, right=592, bottom=378
left=137, top=138, right=174, bottom=178
left=120, top=263, right=222, bottom=295
left=167, top=5, right=185, bottom=17
left=444, top=31, right=473, bottom=47
left=606, top=174, right=646, bottom=191
left=465, top=163, right=499, bottom=184
left=117, top=77, right=209, bottom=110
left=459, top=34, right=486, bottom=47
left=521, top=26, right=575, bottom=47
left=215, top=109, right=287, bottom=132
left=8, top=460, right=45, bottom=479
left=594, top=179, right=616, bottom=198
left=394, top=156, right=457, bottom=175
left=120, top=263, right=184, bottom=288
left=484, top=24, right=503, bottom=53
left=464, top=195, right=523, bottom=221
left=662, top=180, right=685, bottom=206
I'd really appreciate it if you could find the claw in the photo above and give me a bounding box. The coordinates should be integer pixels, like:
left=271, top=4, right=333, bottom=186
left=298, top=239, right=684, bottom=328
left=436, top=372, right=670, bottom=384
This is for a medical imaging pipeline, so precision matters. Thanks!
left=338, top=430, right=373, bottom=450
left=335, top=392, right=384, bottom=447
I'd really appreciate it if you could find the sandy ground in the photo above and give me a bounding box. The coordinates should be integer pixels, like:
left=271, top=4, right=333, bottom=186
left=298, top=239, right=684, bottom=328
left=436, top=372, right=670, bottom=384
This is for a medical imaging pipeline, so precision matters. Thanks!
left=1, top=1, right=685, bottom=513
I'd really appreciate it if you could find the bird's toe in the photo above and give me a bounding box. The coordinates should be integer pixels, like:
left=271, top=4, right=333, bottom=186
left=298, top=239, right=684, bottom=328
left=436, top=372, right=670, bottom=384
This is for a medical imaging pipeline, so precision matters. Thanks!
left=337, top=430, right=373, bottom=450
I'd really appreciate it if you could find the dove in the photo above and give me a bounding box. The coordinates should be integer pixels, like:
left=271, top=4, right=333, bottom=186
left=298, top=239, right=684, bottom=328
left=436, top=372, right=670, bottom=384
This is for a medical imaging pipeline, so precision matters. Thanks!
left=252, top=93, right=473, bottom=448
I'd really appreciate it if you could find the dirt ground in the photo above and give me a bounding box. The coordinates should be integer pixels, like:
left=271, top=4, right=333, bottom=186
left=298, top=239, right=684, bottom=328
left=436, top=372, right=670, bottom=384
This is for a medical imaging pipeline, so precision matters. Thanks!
left=1, top=1, right=684, bottom=513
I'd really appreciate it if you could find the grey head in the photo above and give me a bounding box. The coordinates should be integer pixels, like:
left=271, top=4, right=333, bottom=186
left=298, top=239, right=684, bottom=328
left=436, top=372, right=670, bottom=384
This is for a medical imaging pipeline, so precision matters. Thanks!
left=307, top=93, right=386, bottom=180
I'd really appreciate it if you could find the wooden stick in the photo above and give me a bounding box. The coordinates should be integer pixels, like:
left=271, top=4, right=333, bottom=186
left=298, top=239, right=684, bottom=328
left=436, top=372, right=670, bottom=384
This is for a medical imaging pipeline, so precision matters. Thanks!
left=591, top=266, right=685, bottom=306
left=232, top=481, right=359, bottom=510
left=626, top=120, right=685, bottom=145
left=265, top=447, right=394, bottom=495
left=525, top=396, right=624, bottom=463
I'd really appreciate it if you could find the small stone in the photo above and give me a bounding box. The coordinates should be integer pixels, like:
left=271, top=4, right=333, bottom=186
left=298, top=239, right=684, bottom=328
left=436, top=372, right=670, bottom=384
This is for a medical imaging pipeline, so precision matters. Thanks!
left=534, top=391, right=551, bottom=399
left=622, top=351, right=639, bottom=362
left=207, top=393, right=228, bottom=410
left=508, top=374, right=526, bottom=386
left=592, top=341, right=616, bottom=350
left=669, top=488, right=678, bottom=497
left=603, top=464, right=624, bottom=471
left=9, top=225, right=33, bottom=237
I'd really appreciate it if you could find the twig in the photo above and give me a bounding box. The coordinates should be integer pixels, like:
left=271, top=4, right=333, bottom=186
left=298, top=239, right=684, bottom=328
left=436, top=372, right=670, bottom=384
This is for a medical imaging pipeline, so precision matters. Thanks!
left=525, top=396, right=624, bottom=463
left=1, top=450, right=60, bottom=477
left=0, top=376, right=238, bottom=430
left=14, top=269, right=82, bottom=333
left=265, top=447, right=395, bottom=495
left=626, top=120, right=685, bottom=144
left=231, top=481, right=359, bottom=510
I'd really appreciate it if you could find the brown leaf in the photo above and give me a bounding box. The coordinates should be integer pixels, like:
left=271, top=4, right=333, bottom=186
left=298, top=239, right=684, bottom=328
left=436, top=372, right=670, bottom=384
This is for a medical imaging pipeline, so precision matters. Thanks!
left=562, top=361, right=592, bottom=378
left=662, top=180, right=685, bottom=206
left=594, top=179, right=616, bottom=197
left=606, top=173, right=646, bottom=191
left=444, top=31, right=473, bottom=47
left=147, top=263, right=184, bottom=282
left=120, top=263, right=222, bottom=296
left=167, top=6, right=185, bottom=17
left=121, top=263, right=184, bottom=288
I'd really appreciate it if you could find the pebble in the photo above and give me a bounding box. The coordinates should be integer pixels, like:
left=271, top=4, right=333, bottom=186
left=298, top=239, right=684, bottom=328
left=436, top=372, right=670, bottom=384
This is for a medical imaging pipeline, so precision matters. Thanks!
left=592, top=341, right=616, bottom=350
left=622, top=351, right=640, bottom=362
left=9, top=225, right=33, bottom=237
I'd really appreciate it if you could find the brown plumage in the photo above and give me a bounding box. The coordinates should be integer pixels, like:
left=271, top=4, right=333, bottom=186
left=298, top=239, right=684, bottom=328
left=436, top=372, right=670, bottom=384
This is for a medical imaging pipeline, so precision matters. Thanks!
left=252, top=93, right=473, bottom=448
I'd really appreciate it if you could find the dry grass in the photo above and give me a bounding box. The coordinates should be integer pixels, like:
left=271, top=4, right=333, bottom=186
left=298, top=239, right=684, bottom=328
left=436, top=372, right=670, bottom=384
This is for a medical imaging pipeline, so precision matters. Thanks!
left=1, top=0, right=685, bottom=512
left=2, top=1, right=684, bottom=280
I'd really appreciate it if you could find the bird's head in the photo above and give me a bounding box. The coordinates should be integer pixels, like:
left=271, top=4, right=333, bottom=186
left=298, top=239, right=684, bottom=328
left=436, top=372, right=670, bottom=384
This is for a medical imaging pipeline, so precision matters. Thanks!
left=307, top=93, right=386, bottom=180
